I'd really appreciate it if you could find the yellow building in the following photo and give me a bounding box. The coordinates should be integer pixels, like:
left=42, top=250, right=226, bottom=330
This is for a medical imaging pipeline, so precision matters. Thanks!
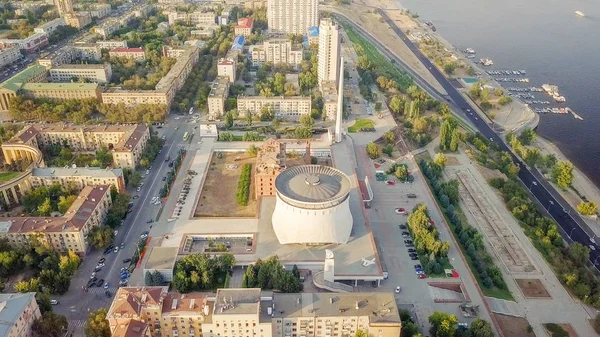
left=1, top=124, right=150, bottom=169
left=29, top=167, right=125, bottom=192
left=21, top=82, right=102, bottom=101
left=106, top=288, right=402, bottom=337
left=207, top=76, right=230, bottom=120
left=0, top=185, right=112, bottom=254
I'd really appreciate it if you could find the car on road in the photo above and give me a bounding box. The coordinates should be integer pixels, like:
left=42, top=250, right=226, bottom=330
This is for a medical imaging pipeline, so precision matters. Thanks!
left=385, top=180, right=395, bottom=186
left=94, top=267, right=102, bottom=273
left=132, top=195, right=139, bottom=199
left=140, top=231, right=149, bottom=238
left=136, top=187, right=141, bottom=192
left=146, top=219, right=153, bottom=224
left=418, top=273, right=427, bottom=279
left=404, top=239, right=413, bottom=244
left=394, top=208, right=407, bottom=215
left=399, top=224, right=407, bottom=229
left=96, top=263, right=105, bottom=268
left=162, top=176, right=166, bottom=181
left=105, top=290, right=112, bottom=298
left=113, top=246, right=119, bottom=253
left=145, top=169, right=150, bottom=175
left=590, top=245, right=596, bottom=251
left=50, top=300, right=59, bottom=305
left=90, top=272, right=96, bottom=279
left=410, top=256, right=419, bottom=260
left=402, top=233, right=410, bottom=238
left=406, top=243, right=414, bottom=247
left=120, top=243, right=125, bottom=249
left=407, top=248, right=416, bottom=253
left=98, top=258, right=106, bottom=264
left=114, top=229, right=118, bottom=236
left=414, top=264, right=422, bottom=271
left=119, top=279, right=128, bottom=286
left=103, top=247, right=113, bottom=255
left=123, top=258, right=131, bottom=263
left=104, top=282, right=109, bottom=289
left=96, top=279, right=104, bottom=287
left=395, top=286, right=400, bottom=293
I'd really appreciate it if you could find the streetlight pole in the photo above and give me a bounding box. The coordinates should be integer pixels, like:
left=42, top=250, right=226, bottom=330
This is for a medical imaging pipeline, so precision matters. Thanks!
left=529, top=181, right=538, bottom=191
left=547, top=200, right=554, bottom=212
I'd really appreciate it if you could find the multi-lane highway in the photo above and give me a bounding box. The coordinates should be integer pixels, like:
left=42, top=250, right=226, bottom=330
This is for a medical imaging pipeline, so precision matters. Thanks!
left=337, top=10, right=599, bottom=267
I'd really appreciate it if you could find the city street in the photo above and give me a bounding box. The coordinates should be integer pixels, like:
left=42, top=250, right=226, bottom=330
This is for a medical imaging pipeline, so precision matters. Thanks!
left=52, top=115, right=197, bottom=336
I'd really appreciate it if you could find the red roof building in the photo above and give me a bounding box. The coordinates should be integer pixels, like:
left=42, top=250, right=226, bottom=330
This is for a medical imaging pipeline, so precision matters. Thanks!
left=235, top=17, right=254, bottom=37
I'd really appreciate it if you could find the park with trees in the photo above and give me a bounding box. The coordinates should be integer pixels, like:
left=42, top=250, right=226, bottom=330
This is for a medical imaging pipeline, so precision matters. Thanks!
left=172, top=253, right=235, bottom=293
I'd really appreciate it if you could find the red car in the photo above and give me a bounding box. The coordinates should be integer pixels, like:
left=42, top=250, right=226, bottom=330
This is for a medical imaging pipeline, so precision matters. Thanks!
left=429, top=220, right=435, bottom=226
left=395, top=208, right=407, bottom=215
left=385, top=180, right=396, bottom=186
left=418, top=273, right=427, bottom=279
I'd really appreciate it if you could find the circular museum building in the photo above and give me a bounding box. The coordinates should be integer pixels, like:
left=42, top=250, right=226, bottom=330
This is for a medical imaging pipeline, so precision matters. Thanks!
left=272, top=165, right=353, bottom=244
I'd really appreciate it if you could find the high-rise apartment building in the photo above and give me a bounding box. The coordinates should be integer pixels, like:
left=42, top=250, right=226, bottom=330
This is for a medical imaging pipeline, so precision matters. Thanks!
left=318, top=18, right=341, bottom=88
left=267, top=0, right=319, bottom=35
left=250, top=39, right=303, bottom=67
left=54, top=0, right=74, bottom=16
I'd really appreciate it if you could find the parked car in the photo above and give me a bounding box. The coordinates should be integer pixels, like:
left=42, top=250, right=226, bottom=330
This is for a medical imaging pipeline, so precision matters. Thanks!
left=105, top=290, right=112, bottom=298
left=98, top=258, right=106, bottom=264
left=395, top=286, right=400, bottom=293
left=50, top=300, right=59, bottom=305
left=410, top=256, right=419, bottom=260
left=394, top=208, right=407, bottom=215
left=123, top=258, right=131, bottom=263
left=399, top=224, right=407, bottom=229
left=407, top=248, right=416, bottom=253
left=385, top=180, right=395, bottom=186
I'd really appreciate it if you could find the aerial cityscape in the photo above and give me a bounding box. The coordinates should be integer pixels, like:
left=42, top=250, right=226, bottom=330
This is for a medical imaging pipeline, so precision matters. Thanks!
left=0, top=0, right=598, bottom=337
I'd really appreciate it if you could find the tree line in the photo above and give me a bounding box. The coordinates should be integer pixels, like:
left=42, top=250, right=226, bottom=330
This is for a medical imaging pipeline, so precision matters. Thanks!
left=173, top=253, right=235, bottom=293
left=242, top=255, right=303, bottom=293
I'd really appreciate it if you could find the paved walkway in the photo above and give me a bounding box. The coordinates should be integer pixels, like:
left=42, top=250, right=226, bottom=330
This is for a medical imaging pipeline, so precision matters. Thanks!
left=424, top=139, right=599, bottom=336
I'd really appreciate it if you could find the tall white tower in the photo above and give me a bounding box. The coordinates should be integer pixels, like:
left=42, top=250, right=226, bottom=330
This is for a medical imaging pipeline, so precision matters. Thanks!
left=267, top=0, right=319, bottom=35
left=335, top=57, right=344, bottom=143
left=318, top=18, right=341, bottom=88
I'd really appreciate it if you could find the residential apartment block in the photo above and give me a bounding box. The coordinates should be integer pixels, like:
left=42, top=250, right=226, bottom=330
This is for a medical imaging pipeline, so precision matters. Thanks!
left=321, top=80, right=338, bottom=121
left=0, top=32, right=49, bottom=53
left=0, top=65, right=47, bottom=111
left=106, top=288, right=402, bottom=337
left=49, top=63, right=113, bottom=83
left=237, top=95, right=311, bottom=120
left=207, top=76, right=230, bottom=120
left=55, top=0, right=74, bottom=16
left=1, top=124, right=150, bottom=169
left=38, top=43, right=102, bottom=69
left=0, top=185, right=112, bottom=254
left=109, top=47, right=146, bottom=61
left=167, top=11, right=215, bottom=26
left=30, top=167, right=125, bottom=193
left=97, top=40, right=128, bottom=50
left=33, top=18, right=66, bottom=35
left=267, top=0, right=319, bottom=35
left=20, top=82, right=102, bottom=101
left=101, top=89, right=170, bottom=106
left=0, top=47, right=22, bottom=70
left=250, top=39, right=303, bottom=66
left=235, top=17, right=254, bottom=37
left=0, top=292, right=42, bottom=337
left=63, top=12, right=92, bottom=29
left=217, top=58, right=236, bottom=83
left=318, top=18, right=341, bottom=87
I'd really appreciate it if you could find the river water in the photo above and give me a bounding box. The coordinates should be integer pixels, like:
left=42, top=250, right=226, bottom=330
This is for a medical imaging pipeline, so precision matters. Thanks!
left=395, top=0, right=600, bottom=187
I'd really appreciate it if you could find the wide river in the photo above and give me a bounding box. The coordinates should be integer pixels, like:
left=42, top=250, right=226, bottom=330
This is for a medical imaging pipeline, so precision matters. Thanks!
left=395, top=0, right=600, bottom=187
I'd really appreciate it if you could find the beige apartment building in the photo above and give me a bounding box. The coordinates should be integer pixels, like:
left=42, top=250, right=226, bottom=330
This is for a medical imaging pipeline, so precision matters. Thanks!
left=207, top=76, right=230, bottom=120
left=237, top=95, right=311, bottom=120
left=97, top=40, right=128, bottom=49
left=0, top=292, right=42, bottom=337
left=217, top=58, right=236, bottom=83
left=21, top=82, right=102, bottom=101
left=0, top=185, right=112, bottom=254
left=321, top=80, right=338, bottom=121
left=318, top=18, right=341, bottom=87
left=49, top=63, right=113, bottom=83
left=109, top=47, right=146, bottom=61
left=1, top=124, right=150, bottom=169
left=101, top=89, right=169, bottom=106
left=167, top=11, right=215, bottom=26
left=267, top=0, right=319, bottom=35
left=250, top=39, right=303, bottom=66
left=0, top=47, right=23, bottom=70
left=30, top=167, right=125, bottom=192
left=106, top=288, right=402, bottom=337
left=64, top=12, right=92, bottom=29
left=235, top=17, right=254, bottom=37
left=33, top=18, right=66, bottom=35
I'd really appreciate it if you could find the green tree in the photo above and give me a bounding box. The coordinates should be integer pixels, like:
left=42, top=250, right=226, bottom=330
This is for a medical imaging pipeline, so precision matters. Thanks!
left=354, top=330, right=367, bottom=337
left=247, top=144, right=258, bottom=157
left=470, top=318, right=493, bottom=337
left=128, top=171, right=142, bottom=188
left=389, top=95, right=404, bottom=114
left=577, top=201, right=598, bottom=216
left=31, top=312, right=68, bottom=337
left=518, top=128, right=536, bottom=145
left=593, top=313, right=600, bottom=334
left=300, top=114, right=315, bottom=128
left=14, top=277, right=40, bottom=293
left=245, top=109, right=253, bottom=125
left=428, top=311, right=458, bottom=337
left=57, top=195, right=77, bottom=214
left=551, top=161, right=574, bottom=188
left=366, top=142, right=380, bottom=159
left=87, top=226, right=114, bottom=249
left=498, top=95, right=513, bottom=105
left=568, top=243, right=590, bottom=267
left=395, top=166, right=408, bottom=180
left=383, top=131, right=396, bottom=144
left=449, top=129, right=460, bottom=152
left=58, top=250, right=80, bottom=277
left=225, top=111, right=234, bottom=128
left=443, top=62, right=457, bottom=75
left=84, top=308, right=111, bottom=337
left=37, top=198, right=53, bottom=216
left=433, top=153, right=448, bottom=168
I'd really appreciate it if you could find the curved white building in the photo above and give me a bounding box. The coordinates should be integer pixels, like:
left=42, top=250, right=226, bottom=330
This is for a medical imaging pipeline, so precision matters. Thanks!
left=272, top=165, right=353, bottom=244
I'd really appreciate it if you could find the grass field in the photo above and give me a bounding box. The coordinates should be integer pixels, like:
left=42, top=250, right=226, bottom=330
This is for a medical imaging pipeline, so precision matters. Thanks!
left=341, top=22, right=414, bottom=91
left=0, top=172, right=19, bottom=182
left=347, top=118, right=375, bottom=133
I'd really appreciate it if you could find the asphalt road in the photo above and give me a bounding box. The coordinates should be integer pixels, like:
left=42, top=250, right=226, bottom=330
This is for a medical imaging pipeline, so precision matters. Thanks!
left=53, top=116, right=195, bottom=333
left=373, top=10, right=600, bottom=267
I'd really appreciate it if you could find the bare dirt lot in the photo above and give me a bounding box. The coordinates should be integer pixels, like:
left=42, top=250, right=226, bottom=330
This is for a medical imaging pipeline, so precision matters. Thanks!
left=194, top=152, right=258, bottom=218
left=516, top=279, right=551, bottom=298
left=494, top=314, right=536, bottom=337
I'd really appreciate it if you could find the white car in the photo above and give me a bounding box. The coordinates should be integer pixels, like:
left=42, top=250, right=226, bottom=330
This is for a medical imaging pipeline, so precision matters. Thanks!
left=90, top=272, right=96, bottom=279
left=145, top=170, right=150, bottom=175
left=395, top=286, right=400, bottom=293
left=590, top=245, right=596, bottom=251
left=113, top=230, right=118, bottom=236
left=136, top=187, right=141, bottom=192
left=50, top=300, right=59, bottom=305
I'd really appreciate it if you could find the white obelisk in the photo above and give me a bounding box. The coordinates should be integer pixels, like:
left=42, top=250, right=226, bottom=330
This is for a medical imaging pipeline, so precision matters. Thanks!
left=335, top=57, right=344, bottom=143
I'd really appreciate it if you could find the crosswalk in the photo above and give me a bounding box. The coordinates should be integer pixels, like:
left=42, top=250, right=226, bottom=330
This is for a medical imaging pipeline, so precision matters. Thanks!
left=69, top=320, right=86, bottom=329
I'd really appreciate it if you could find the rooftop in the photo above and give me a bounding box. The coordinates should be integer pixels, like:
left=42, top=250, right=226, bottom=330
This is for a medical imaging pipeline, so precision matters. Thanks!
left=275, top=165, right=351, bottom=204
left=0, top=65, right=47, bottom=92
left=31, top=167, right=123, bottom=179
left=214, top=288, right=261, bottom=316
left=307, top=26, right=319, bottom=37
left=0, top=292, right=37, bottom=337
left=143, top=247, right=178, bottom=271
left=21, top=82, right=99, bottom=91
left=209, top=76, right=229, bottom=97
left=51, top=63, right=109, bottom=70
left=272, top=292, right=401, bottom=325
left=111, top=320, right=149, bottom=337
left=155, top=46, right=199, bottom=92
left=256, top=138, right=286, bottom=175
left=108, top=287, right=168, bottom=318
left=231, top=36, right=245, bottom=51
left=237, top=95, right=311, bottom=102
left=236, top=17, right=253, bottom=29
left=110, top=47, right=144, bottom=53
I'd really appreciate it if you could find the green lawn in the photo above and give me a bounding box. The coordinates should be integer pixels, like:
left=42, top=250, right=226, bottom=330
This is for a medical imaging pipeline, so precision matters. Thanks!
left=347, top=118, right=374, bottom=133
left=0, top=172, right=20, bottom=183
left=341, top=22, right=414, bottom=90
